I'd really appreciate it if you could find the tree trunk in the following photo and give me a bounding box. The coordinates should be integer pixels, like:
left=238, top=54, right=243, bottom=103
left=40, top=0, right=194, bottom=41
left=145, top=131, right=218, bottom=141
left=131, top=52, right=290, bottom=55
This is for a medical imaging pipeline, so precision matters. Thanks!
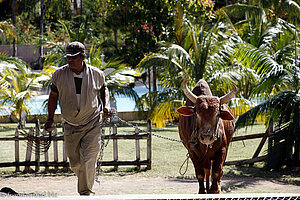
left=39, top=0, right=44, bottom=69
left=152, top=66, right=157, bottom=92
left=294, top=139, right=300, bottom=166
left=114, top=29, right=119, bottom=54
left=12, top=0, right=17, bottom=57
left=195, top=63, right=204, bottom=80
left=148, top=68, right=152, bottom=107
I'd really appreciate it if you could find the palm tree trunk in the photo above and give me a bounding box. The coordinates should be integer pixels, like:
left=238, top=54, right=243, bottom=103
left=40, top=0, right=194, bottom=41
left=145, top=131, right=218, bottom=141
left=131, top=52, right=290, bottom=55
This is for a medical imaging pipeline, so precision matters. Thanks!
left=12, top=0, right=17, bottom=57
left=114, top=29, right=119, bottom=54
left=295, top=140, right=300, bottom=166
left=295, top=21, right=298, bottom=67
left=148, top=68, right=152, bottom=107
left=18, top=105, right=24, bottom=129
left=39, top=0, right=44, bottom=69
left=195, top=63, right=204, bottom=80
left=152, top=66, right=157, bottom=92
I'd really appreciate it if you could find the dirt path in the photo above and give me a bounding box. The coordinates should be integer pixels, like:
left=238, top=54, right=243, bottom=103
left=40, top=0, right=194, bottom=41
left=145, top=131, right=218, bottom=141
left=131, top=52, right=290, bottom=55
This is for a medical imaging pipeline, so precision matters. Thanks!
left=1, top=173, right=299, bottom=196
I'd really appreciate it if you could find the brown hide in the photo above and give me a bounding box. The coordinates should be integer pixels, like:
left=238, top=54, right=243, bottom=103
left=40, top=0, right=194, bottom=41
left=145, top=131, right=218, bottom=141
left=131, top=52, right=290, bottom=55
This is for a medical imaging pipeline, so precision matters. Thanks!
left=178, top=79, right=235, bottom=194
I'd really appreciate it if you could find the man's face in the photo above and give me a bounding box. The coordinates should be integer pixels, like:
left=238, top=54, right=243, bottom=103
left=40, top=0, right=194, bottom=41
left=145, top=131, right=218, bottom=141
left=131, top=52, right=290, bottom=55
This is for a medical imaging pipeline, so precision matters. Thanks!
left=67, top=54, right=84, bottom=71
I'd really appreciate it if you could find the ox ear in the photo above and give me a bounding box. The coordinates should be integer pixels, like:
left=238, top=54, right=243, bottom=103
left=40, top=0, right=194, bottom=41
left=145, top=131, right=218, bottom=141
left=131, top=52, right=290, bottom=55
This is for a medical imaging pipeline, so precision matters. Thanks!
left=177, top=106, right=195, bottom=116
left=220, top=105, right=234, bottom=120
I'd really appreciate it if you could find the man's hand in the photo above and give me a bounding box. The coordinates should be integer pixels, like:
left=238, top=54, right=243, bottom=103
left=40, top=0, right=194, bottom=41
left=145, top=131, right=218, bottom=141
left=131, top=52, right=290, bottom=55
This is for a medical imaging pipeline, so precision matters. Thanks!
left=103, top=107, right=110, bottom=118
left=44, top=118, right=54, bottom=131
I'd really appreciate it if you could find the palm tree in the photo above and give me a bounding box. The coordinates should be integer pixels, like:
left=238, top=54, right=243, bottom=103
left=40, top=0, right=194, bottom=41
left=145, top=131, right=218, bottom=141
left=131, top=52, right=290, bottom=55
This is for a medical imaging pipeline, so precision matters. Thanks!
left=0, top=54, right=44, bottom=128
left=212, top=4, right=270, bottom=115
left=233, top=19, right=300, bottom=170
left=215, top=2, right=300, bottom=169
left=87, top=44, right=140, bottom=104
left=138, top=13, right=239, bottom=127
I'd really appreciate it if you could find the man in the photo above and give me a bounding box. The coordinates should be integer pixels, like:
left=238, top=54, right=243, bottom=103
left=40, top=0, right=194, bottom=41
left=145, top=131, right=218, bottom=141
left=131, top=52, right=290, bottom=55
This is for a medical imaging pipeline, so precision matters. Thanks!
left=44, top=41, right=109, bottom=196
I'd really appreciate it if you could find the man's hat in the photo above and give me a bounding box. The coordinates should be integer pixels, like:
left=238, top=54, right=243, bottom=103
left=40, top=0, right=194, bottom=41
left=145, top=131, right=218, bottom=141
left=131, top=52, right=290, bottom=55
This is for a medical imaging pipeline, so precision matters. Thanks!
left=65, top=41, right=85, bottom=57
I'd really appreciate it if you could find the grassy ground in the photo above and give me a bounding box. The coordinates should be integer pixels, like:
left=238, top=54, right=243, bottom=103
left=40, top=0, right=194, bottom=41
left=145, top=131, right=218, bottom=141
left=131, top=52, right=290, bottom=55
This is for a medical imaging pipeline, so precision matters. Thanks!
left=0, top=121, right=299, bottom=185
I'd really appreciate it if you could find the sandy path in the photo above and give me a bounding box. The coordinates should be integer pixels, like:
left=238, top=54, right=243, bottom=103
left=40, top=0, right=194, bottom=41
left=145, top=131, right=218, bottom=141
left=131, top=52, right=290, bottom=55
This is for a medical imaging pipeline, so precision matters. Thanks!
left=1, top=174, right=299, bottom=196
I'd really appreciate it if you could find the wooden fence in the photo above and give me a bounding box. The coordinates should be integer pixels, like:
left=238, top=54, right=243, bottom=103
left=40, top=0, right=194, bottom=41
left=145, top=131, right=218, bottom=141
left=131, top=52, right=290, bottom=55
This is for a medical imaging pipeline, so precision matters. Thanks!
left=0, top=119, right=152, bottom=172
left=0, top=118, right=276, bottom=172
left=225, top=119, right=274, bottom=166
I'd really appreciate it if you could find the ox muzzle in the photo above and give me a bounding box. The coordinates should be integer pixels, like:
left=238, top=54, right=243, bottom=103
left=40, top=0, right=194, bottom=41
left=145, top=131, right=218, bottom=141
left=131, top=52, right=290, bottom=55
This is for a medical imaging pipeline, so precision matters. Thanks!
left=197, top=114, right=221, bottom=146
left=199, top=129, right=216, bottom=146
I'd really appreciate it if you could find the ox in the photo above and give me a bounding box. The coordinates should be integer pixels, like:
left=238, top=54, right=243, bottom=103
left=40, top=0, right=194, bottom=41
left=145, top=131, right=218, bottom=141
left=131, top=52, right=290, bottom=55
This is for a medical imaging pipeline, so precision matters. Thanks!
left=177, top=76, right=237, bottom=194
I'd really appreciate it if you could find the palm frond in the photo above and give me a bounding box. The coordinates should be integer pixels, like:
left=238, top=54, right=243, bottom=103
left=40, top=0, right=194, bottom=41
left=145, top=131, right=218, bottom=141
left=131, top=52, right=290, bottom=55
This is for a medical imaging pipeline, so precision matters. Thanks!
left=235, top=43, right=281, bottom=74
left=235, top=90, right=299, bottom=129
left=151, top=100, right=184, bottom=128
left=0, top=57, right=43, bottom=125
left=215, top=4, right=265, bottom=20
left=230, top=97, right=258, bottom=117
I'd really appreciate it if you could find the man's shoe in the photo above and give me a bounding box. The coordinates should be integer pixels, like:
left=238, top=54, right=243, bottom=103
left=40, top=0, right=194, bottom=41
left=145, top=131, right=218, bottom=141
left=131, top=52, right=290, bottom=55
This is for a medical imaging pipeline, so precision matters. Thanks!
left=80, top=191, right=95, bottom=196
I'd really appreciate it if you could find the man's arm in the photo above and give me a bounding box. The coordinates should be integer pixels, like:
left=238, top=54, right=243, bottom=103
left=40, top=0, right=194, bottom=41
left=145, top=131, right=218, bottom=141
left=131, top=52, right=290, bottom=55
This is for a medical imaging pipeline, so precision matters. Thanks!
left=100, top=86, right=110, bottom=118
left=44, top=91, right=59, bottom=131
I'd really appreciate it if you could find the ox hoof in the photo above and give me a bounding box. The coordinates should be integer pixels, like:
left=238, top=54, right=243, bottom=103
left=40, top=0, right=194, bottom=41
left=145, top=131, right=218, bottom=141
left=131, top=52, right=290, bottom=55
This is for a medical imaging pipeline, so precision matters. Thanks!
left=208, top=188, right=220, bottom=194
left=198, top=190, right=206, bottom=194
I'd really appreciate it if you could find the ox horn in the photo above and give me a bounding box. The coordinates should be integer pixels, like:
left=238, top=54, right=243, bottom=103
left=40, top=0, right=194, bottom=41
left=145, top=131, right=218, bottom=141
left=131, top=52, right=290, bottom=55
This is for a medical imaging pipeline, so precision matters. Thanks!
left=182, top=76, right=197, bottom=104
left=220, top=85, right=237, bottom=104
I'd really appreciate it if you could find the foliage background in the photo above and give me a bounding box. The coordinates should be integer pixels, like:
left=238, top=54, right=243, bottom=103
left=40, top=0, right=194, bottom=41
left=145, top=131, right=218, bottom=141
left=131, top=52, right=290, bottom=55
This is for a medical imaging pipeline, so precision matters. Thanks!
left=0, top=0, right=299, bottom=170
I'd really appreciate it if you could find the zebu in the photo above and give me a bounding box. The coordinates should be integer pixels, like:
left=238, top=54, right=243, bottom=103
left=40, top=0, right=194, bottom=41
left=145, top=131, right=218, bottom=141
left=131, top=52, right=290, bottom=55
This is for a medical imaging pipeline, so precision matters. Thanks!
left=177, top=76, right=237, bottom=194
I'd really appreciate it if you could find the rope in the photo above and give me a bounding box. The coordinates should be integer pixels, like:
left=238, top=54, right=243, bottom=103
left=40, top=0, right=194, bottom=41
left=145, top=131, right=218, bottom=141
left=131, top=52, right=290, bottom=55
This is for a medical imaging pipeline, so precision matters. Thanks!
left=179, top=153, right=190, bottom=176
left=21, top=128, right=54, bottom=154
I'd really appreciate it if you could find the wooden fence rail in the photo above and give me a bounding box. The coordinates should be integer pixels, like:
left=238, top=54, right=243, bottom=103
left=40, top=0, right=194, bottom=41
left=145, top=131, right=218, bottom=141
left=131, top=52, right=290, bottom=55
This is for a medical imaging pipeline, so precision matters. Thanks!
left=225, top=119, right=273, bottom=166
left=0, top=119, right=152, bottom=172
left=0, top=119, right=275, bottom=171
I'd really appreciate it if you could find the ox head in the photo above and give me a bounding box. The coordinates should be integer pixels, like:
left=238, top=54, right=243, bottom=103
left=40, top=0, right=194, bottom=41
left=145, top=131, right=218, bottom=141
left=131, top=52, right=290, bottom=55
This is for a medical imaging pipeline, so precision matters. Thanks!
left=177, top=76, right=237, bottom=146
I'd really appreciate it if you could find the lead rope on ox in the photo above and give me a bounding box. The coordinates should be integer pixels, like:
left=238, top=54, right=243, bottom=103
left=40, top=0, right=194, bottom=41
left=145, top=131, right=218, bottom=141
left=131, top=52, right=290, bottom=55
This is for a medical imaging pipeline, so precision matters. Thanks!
left=179, top=153, right=190, bottom=176
left=179, top=146, right=209, bottom=176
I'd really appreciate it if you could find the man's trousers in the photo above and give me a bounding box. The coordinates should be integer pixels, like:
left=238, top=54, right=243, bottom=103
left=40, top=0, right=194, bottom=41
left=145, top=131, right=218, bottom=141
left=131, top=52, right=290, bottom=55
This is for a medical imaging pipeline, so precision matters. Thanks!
left=63, top=116, right=101, bottom=195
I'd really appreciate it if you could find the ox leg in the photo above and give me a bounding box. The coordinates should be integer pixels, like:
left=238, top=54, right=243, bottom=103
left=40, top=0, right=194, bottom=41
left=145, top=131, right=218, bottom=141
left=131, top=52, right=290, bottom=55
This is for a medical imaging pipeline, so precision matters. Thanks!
left=209, top=147, right=226, bottom=194
left=189, top=152, right=206, bottom=194
left=210, top=166, right=223, bottom=194
left=196, top=168, right=206, bottom=194
left=204, top=168, right=210, bottom=193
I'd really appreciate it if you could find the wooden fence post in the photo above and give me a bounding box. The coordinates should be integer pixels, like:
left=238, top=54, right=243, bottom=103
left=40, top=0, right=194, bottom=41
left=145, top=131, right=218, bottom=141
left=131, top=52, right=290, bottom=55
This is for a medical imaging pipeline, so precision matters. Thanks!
left=2, top=119, right=153, bottom=170
left=24, top=128, right=34, bottom=172
left=147, top=119, right=152, bottom=170
left=43, top=129, right=49, bottom=171
left=35, top=124, right=40, bottom=171
left=268, top=118, right=274, bottom=157
left=250, top=118, right=273, bottom=166
left=135, top=125, right=140, bottom=170
left=113, top=124, right=118, bottom=170
left=53, top=128, right=58, bottom=171
left=14, top=128, right=20, bottom=172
